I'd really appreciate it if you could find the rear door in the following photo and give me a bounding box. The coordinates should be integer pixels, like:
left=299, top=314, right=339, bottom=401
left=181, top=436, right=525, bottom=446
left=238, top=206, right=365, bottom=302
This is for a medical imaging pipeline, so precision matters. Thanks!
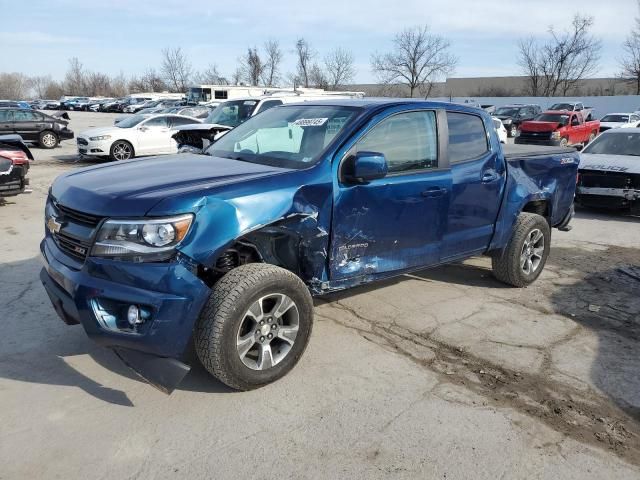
left=12, top=110, right=43, bottom=141
left=136, top=116, right=170, bottom=154
left=330, top=108, right=451, bottom=281
left=442, top=111, right=507, bottom=259
left=0, top=109, right=14, bottom=136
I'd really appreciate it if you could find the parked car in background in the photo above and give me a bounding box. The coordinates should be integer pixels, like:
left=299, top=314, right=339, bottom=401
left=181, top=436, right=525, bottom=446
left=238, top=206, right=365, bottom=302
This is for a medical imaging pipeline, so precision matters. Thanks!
left=598, top=113, right=640, bottom=133
left=41, top=100, right=579, bottom=392
left=516, top=110, right=600, bottom=148
left=493, top=104, right=542, bottom=137
left=0, top=108, right=74, bottom=148
left=549, top=102, right=594, bottom=121
left=492, top=117, right=508, bottom=144
left=44, top=100, right=61, bottom=110
left=123, top=100, right=159, bottom=114
left=576, top=128, right=640, bottom=212
left=87, top=98, right=115, bottom=112
left=0, top=100, right=31, bottom=109
left=0, top=134, right=33, bottom=197
left=76, top=113, right=201, bottom=161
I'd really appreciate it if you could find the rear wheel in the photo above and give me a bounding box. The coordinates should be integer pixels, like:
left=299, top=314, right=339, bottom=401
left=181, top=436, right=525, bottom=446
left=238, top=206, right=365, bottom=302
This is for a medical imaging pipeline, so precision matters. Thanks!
left=109, top=141, right=134, bottom=161
left=492, top=213, right=550, bottom=287
left=39, top=131, right=58, bottom=149
left=195, top=264, right=314, bottom=390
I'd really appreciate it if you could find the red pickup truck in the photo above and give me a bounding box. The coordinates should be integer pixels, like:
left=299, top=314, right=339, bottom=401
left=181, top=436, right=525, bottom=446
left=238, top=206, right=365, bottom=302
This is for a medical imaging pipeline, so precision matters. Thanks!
left=515, top=110, right=600, bottom=148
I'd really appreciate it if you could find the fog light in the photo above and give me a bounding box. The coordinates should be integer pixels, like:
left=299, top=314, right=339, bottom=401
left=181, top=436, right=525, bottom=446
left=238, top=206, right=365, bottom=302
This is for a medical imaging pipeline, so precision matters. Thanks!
left=127, top=305, right=141, bottom=326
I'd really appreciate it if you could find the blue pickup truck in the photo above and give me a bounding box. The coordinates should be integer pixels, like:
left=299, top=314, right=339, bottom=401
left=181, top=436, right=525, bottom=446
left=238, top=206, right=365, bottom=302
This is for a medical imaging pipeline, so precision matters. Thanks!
left=40, top=100, right=578, bottom=392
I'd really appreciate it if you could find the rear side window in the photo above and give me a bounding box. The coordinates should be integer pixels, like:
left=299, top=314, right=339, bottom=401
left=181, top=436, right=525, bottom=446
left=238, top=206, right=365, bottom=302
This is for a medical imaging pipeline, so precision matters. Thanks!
left=143, top=117, right=169, bottom=128
left=169, top=116, right=197, bottom=127
left=447, top=112, right=489, bottom=163
left=0, top=110, right=14, bottom=122
left=13, top=110, right=40, bottom=122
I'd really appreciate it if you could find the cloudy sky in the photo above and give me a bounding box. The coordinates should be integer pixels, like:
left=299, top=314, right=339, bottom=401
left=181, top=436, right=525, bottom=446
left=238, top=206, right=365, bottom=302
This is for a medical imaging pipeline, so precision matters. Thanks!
left=1, top=0, right=637, bottom=83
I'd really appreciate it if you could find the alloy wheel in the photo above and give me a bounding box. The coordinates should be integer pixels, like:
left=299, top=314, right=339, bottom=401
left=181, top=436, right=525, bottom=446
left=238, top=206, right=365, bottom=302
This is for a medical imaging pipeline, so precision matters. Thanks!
left=236, top=293, right=300, bottom=371
left=520, top=228, right=544, bottom=275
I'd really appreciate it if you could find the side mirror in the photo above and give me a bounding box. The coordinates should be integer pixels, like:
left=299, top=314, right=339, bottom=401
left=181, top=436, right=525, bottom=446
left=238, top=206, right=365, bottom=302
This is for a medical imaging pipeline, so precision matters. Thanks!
left=138, top=126, right=148, bottom=132
left=344, top=151, right=388, bottom=184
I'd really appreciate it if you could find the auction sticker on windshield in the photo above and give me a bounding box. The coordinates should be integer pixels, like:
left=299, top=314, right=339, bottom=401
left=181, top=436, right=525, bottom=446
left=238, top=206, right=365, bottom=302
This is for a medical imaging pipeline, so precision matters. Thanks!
left=293, top=118, right=328, bottom=127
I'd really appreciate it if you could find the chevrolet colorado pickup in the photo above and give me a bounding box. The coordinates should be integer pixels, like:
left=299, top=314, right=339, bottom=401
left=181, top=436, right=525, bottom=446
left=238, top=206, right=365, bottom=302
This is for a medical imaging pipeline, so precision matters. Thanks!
left=40, top=100, right=579, bottom=392
left=516, top=110, right=600, bottom=148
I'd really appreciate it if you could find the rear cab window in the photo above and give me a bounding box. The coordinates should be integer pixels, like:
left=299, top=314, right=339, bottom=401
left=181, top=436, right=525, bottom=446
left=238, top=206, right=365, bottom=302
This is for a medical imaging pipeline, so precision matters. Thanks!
left=446, top=112, right=489, bottom=163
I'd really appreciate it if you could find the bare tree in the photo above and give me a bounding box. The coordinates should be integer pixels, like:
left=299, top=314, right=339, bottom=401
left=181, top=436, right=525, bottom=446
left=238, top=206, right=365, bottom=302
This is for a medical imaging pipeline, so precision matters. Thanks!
left=85, top=71, right=112, bottom=96
left=295, top=38, right=314, bottom=87
left=0, top=73, right=32, bottom=99
left=262, top=39, right=283, bottom=87
left=309, top=63, right=329, bottom=89
left=518, top=14, right=601, bottom=97
left=29, top=75, right=54, bottom=98
left=141, top=68, right=166, bottom=92
left=620, top=1, right=640, bottom=94
left=161, top=47, right=193, bottom=93
left=371, top=25, right=457, bottom=98
left=240, top=47, right=265, bottom=85
left=324, top=48, right=356, bottom=89
left=231, top=67, right=243, bottom=85
left=64, top=57, right=86, bottom=94
left=196, top=64, right=228, bottom=85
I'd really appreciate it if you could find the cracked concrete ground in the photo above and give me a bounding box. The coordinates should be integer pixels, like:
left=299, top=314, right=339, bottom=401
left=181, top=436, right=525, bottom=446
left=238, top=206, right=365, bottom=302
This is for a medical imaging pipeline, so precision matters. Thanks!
left=0, top=112, right=639, bottom=479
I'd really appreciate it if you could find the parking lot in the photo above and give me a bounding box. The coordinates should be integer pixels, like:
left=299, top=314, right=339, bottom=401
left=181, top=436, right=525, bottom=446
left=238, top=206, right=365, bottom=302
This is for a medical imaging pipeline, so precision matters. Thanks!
left=1, top=112, right=639, bottom=479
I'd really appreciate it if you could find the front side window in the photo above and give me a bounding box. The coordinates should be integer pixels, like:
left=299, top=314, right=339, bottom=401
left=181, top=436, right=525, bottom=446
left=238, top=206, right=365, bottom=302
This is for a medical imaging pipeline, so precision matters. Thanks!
left=205, top=100, right=259, bottom=127
left=0, top=110, right=13, bottom=122
left=447, top=112, right=489, bottom=163
left=582, top=132, right=640, bottom=156
left=355, top=110, right=438, bottom=173
left=255, top=100, right=283, bottom=115
left=208, top=105, right=359, bottom=169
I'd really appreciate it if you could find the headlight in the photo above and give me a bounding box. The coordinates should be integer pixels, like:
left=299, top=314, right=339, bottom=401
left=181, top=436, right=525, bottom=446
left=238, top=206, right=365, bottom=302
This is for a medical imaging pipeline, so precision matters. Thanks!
left=55, top=123, right=66, bottom=129
left=89, top=135, right=111, bottom=141
left=551, top=131, right=561, bottom=140
left=515, top=129, right=521, bottom=137
left=502, top=119, right=512, bottom=125
left=92, top=214, right=194, bottom=261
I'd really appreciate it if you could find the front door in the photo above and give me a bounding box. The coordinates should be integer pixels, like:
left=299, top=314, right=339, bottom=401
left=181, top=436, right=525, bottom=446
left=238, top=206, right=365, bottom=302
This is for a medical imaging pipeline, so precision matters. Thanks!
left=330, top=109, right=451, bottom=282
left=0, top=109, right=14, bottom=136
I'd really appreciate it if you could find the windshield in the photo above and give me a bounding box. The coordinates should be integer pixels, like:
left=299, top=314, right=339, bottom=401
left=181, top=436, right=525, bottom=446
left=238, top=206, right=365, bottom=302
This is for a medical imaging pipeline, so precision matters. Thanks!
left=116, top=115, right=146, bottom=128
left=494, top=107, right=519, bottom=116
left=535, top=113, right=569, bottom=125
left=207, top=105, right=360, bottom=169
left=205, top=100, right=260, bottom=127
left=550, top=103, right=573, bottom=111
left=601, top=114, right=630, bottom=123
left=582, top=132, right=640, bottom=156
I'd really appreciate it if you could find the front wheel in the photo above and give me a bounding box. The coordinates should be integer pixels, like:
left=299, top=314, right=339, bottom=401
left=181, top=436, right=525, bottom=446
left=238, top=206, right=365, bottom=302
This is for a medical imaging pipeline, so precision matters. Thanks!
left=492, top=213, right=551, bottom=287
left=587, top=132, right=596, bottom=144
left=109, top=141, right=134, bottom=161
left=195, top=264, right=314, bottom=390
left=509, top=125, right=517, bottom=137
left=559, top=137, right=569, bottom=148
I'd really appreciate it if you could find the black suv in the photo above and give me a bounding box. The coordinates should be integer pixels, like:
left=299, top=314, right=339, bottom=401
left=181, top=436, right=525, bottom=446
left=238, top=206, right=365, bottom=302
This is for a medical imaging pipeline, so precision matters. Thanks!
left=0, top=108, right=74, bottom=148
left=493, top=104, right=542, bottom=137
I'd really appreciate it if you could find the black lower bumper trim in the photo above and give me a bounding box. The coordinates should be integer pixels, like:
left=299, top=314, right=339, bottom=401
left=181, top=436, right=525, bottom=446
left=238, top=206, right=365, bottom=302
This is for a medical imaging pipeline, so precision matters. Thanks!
left=112, top=347, right=191, bottom=394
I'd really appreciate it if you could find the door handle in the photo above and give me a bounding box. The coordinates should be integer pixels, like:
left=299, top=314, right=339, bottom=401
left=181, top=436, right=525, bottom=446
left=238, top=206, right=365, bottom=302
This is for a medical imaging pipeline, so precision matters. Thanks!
left=481, top=172, right=499, bottom=183
left=421, top=187, right=447, bottom=198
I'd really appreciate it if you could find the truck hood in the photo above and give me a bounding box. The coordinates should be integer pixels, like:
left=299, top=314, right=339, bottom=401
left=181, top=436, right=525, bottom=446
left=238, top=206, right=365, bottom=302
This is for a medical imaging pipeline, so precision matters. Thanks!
left=599, top=122, right=624, bottom=129
left=51, top=154, right=292, bottom=216
left=172, top=123, right=233, bottom=132
left=520, top=121, right=560, bottom=132
left=579, top=153, right=640, bottom=174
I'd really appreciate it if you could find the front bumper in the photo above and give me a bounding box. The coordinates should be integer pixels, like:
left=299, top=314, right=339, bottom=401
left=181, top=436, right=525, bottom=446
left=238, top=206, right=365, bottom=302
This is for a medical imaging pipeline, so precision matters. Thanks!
left=514, top=136, right=562, bottom=146
left=40, top=237, right=211, bottom=391
left=576, top=186, right=640, bottom=209
left=77, top=137, right=110, bottom=156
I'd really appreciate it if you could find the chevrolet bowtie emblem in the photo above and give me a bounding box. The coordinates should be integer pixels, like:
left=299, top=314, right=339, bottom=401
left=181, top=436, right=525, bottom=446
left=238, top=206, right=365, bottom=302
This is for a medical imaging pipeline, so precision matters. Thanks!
left=47, top=216, right=62, bottom=234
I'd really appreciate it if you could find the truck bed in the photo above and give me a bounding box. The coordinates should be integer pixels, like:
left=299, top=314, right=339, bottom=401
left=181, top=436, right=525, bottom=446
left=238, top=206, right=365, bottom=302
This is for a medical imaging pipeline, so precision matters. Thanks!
left=503, top=143, right=576, bottom=160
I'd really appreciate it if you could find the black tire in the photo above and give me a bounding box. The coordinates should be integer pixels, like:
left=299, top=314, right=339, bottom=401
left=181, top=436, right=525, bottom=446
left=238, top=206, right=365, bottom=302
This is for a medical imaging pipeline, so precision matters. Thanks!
left=195, top=263, right=314, bottom=390
left=39, top=131, right=58, bottom=149
left=491, top=213, right=551, bottom=287
left=109, top=140, right=134, bottom=161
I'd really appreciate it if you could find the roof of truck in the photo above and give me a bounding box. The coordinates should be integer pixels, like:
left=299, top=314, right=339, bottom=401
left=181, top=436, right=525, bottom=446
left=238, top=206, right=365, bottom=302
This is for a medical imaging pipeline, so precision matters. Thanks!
left=279, top=98, right=479, bottom=110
